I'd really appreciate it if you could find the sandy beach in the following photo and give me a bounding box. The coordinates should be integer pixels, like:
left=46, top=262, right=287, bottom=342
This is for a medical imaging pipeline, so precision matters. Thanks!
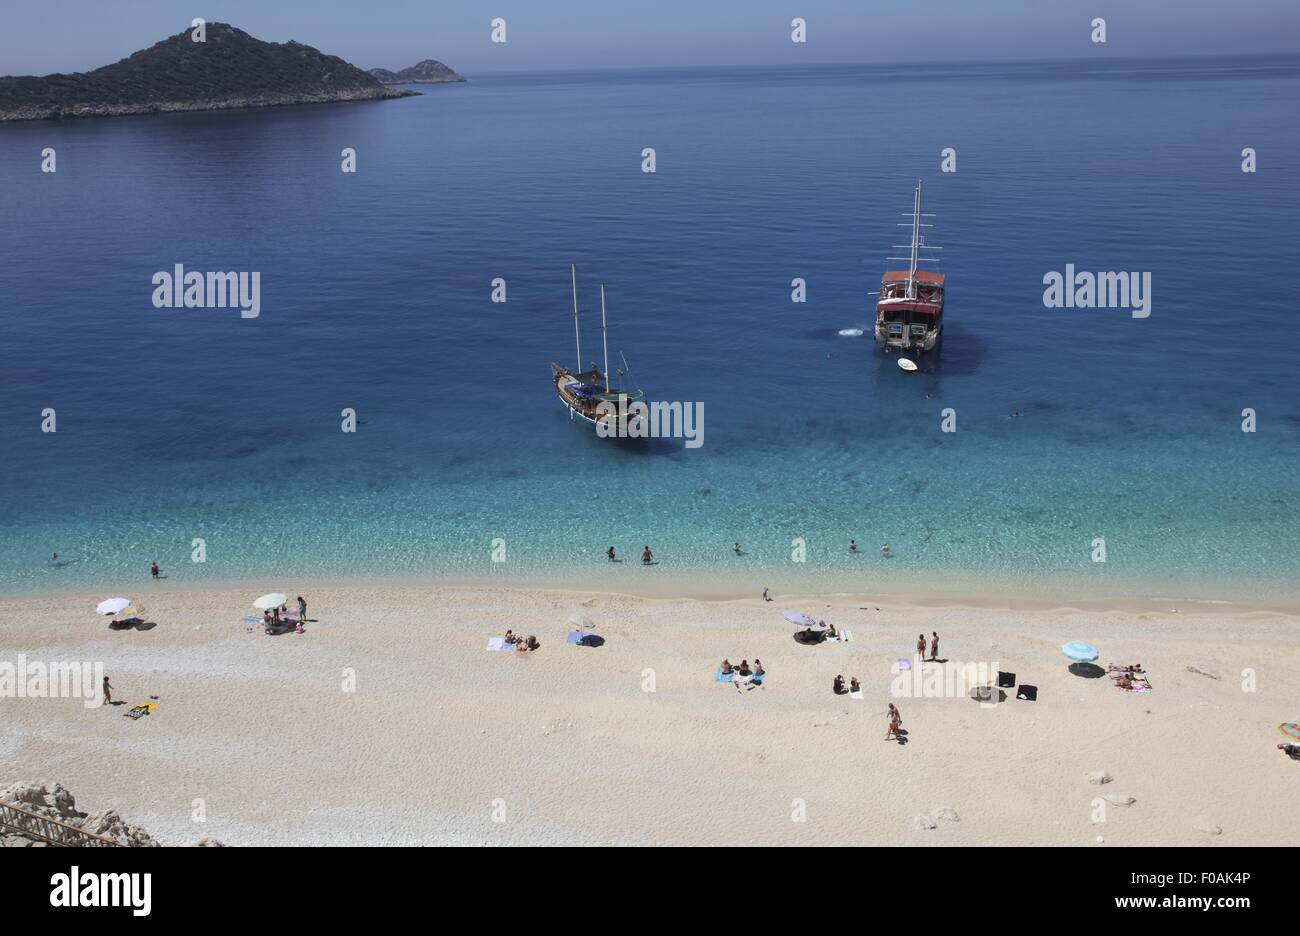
left=2, top=584, right=1298, bottom=846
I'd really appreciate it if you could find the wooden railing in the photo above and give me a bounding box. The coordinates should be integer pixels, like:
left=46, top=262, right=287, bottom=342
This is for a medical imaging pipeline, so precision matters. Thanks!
left=0, top=800, right=122, bottom=847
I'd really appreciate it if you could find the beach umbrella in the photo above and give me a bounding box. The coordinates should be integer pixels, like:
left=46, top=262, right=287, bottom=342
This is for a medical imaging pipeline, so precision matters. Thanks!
left=253, top=593, right=289, bottom=610
left=1061, top=640, right=1099, bottom=663
left=783, top=610, right=817, bottom=627
left=96, top=597, right=131, bottom=616
left=568, top=613, right=596, bottom=630
left=1280, top=723, right=1300, bottom=740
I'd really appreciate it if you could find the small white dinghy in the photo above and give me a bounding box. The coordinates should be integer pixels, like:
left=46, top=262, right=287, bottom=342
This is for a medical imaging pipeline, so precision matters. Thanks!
left=897, top=358, right=918, bottom=372
left=838, top=328, right=864, bottom=337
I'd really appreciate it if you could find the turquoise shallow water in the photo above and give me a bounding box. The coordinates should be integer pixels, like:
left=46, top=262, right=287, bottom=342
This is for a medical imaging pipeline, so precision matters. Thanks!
left=1, top=57, right=1298, bottom=602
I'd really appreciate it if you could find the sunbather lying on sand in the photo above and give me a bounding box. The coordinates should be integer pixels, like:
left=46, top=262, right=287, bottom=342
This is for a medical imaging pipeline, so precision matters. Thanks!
left=513, top=635, right=539, bottom=652
left=1279, top=743, right=1300, bottom=760
left=1107, top=663, right=1145, bottom=673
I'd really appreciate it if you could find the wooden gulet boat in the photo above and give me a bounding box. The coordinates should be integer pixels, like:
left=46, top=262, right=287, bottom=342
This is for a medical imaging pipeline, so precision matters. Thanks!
left=874, top=181, right=946, bottom=355
left=550, top=264, right=644, bottom=430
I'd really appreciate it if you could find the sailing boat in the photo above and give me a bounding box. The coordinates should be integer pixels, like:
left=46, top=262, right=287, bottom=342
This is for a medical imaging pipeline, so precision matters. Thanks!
left=873, top=180, right=946, bottom=355
left=550, top=265, right=644, bottom=430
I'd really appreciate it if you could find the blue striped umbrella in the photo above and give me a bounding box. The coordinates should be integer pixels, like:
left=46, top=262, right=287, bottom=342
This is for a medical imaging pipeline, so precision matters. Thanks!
left=1061, top=641, right=1099, bottom=663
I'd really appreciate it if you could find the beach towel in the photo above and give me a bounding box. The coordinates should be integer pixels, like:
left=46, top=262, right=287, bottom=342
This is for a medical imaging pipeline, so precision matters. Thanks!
left=124, top=703, right=156, bottom=720
left=1016, top=684, right=1038, bottom=702
left=486, top=637, right=512, bottom=652
left=997, top=671, right=1016, bottom=689
left=715, top=668, right=734, bottom=683
left=822, top=629, right=853, bottom=643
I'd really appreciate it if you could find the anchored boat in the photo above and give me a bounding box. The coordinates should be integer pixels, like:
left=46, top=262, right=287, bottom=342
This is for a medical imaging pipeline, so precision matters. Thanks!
left=874, top=181, right=945, bottom=355
left=550, top=264, right=644, bottom=430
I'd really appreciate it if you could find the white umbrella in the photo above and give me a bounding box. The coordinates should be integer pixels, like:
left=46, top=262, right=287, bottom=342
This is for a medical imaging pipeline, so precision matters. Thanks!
left=1061, top=640, right=1099, bottom=663
left=568, top=613, right=596, bottom=630
left=783, top=610, right=817, bottom=628
left=96, top=597, right=131, bottom=616
left=253, top=593, right=289, bottom=610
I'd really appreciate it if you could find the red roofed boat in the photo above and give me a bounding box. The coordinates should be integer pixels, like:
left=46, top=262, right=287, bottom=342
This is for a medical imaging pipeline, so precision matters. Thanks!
left=874, top=181, right=945, bottom=355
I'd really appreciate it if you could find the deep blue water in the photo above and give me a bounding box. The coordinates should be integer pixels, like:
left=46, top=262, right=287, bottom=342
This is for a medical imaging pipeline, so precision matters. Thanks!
left=2, top=57, right=1298, bottom=601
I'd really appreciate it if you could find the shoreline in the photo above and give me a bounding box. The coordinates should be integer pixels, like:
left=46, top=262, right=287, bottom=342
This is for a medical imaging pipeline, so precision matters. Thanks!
left=0, top=87, right=418, bottom=123
left=4, top=573, right=1297, bottom=617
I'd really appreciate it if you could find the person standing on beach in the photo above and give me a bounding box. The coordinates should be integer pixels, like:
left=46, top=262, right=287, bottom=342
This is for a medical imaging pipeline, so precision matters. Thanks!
left=885, top=703, right=902, bottom=741
left=930, top=631, right=939, bottom=661
left=642, top=546, right=653, bottom=565
left=762, top=587, right=771, bottom=602
left=150, top=562, right=160, bottom=579
left=102, top=676, right=114, bottom=707
left=297, top=596, right=307, bottom=622
left=917, top=634, right=926, bottom=661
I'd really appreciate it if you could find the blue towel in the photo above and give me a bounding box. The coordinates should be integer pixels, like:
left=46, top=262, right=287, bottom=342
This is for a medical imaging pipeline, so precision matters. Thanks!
left=567, top=630, right=594, bottom=645
left=714, top=668, right=733, bottom=682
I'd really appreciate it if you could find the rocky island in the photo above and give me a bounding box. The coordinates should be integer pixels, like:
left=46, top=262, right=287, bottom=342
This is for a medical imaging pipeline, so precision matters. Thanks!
left=0, top=22, right=418, bottom=122
left=369, top=60, right=466, bottom=84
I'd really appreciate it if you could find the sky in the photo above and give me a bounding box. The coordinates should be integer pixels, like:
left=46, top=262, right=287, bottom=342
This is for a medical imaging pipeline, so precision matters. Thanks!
left=2, top=0, right=1298, bottom=77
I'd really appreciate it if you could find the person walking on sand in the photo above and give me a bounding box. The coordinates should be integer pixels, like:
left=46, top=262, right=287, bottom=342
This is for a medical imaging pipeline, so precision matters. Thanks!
left=930, top=631, right=939, bottom=661
left=102, top=676, right=114, bottom=707
left=150, top=561, right=160, bottom=579
left=297, top=595, right=307, bottom=622
left=916, top=633, right=926, bottom=661
left=642, top=546, right=653, bottom=565
left=885, top=703, right=902, bottom=741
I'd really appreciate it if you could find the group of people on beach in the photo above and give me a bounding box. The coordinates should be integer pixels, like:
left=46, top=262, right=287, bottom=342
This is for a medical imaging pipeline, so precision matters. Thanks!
left=832, top=674, right=860, bottom=695
left=720, top=657, right=764, bottom=690
left=502, top=630, right=539, bottom=652
left=917, top=631, right=940, bottom=661
left=263, top=596, right=309, bottom=634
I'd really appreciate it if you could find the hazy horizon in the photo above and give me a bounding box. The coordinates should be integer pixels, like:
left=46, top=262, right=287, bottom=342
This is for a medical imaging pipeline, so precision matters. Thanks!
left=3, top=0, right=1299, bottom=78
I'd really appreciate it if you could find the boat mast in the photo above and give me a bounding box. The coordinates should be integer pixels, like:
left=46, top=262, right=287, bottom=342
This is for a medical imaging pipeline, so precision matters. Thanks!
left=907, top=181, right=922, bottom=299
left=571, top=263, right=582, bottom=371
left=600, top=284, right=611, bottom=393
left=888, top=181, right=937, bottom=297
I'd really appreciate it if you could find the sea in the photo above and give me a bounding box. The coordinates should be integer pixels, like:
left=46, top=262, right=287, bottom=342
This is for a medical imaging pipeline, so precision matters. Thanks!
left=2, top=55, right=1298, bottom=604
